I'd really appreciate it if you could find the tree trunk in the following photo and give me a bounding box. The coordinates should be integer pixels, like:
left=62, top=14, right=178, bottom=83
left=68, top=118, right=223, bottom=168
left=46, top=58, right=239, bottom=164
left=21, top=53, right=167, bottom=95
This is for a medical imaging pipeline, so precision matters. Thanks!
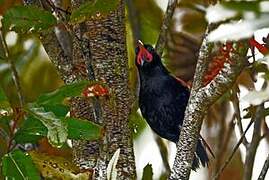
left=24, top=0, right=136, bottom=179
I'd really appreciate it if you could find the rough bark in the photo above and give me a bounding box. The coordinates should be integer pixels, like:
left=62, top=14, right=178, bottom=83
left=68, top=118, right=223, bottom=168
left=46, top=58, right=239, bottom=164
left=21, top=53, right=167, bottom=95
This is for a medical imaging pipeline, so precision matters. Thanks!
left=169, top=33, right=248, bottom=179
left=79, top=2, right=136, bottom=178
left=24, top=0, right=136, bottom=179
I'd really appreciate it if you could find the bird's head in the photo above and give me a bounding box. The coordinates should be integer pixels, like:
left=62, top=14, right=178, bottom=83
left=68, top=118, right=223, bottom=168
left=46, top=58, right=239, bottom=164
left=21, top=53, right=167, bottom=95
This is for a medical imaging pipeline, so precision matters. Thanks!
left=135, top=40, right=162, bottom=69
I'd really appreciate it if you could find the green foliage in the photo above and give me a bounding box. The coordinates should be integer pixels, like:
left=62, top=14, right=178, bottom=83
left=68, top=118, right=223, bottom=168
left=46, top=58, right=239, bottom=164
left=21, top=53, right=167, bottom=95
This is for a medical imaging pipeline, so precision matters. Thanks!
left=222, top=1, right=260, bottom=13
left=2, top=149, right=40, bottom=180
left=129, top=111, right=146, bottom=139
left=67, top=117, right=101, bottom=140
left=134, top=0, right=163, bottom=45
left=0, top=116, right=10, bottom=138
left=42, top=104, right=69, bottom=118
left=4, top=79, right=102, bottom=147
left=14, top=116, right=47, bottom=144
left=15, top=109, right=101, bottom=144
left=0, top=87, right=8, bottom=102
left=0, top=87, right=9, bottom=109
left=70, top=0, right=120, bottom=24
left=25, top=104, right=68, bottom=148
left=0, top=37, right=40, bottom=106
left=0, top=116, right=10, bottom=157
left=142, top=164, right=153, bottom=180
left=36, top=80, right=90, bottom=105
left=2, top=5, right=57, bottom=34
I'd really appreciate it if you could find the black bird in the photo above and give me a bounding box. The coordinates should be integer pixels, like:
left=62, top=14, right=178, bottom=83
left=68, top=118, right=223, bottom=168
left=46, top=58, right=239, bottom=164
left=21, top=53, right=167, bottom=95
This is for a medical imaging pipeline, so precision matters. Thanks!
left=135, top=40, right=211, bottom=170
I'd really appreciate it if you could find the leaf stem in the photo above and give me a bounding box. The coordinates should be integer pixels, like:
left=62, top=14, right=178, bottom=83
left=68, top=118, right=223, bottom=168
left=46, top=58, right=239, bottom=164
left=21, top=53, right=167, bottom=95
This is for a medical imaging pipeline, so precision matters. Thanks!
left=0, top=29, right=25, bottom=107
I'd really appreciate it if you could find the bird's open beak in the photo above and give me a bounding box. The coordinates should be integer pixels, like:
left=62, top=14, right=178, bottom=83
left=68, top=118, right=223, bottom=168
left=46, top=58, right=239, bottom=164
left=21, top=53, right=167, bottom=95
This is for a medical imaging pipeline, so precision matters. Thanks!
left=137, top=40, right=145, bottom=65
left=137, top=40, right=144, bottom=48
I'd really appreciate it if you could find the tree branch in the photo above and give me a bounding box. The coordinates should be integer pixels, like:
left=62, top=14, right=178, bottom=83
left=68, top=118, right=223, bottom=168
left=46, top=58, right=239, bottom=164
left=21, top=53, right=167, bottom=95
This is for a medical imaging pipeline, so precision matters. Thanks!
left=155, top=0, right=177, bottom=56
left=169, top=26, right=213, bottom=180
left=212, top=118, right=254, bottom=180
left=214, top=113, right=236, bottom=174
left=170, top=32, right=248, bottom=179
left=258, top=153, right=269, bottom=180
left=154, top=135, right=171, bottom=173
left=232, top=87, right=249, bottom=147
left=243, top=104, right=263, bottom=180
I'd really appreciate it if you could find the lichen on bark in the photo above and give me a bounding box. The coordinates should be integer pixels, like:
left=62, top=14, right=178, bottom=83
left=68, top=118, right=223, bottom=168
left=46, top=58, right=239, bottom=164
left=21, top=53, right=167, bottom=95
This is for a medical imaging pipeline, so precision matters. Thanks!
left=24, top=0, right=136, bottom=179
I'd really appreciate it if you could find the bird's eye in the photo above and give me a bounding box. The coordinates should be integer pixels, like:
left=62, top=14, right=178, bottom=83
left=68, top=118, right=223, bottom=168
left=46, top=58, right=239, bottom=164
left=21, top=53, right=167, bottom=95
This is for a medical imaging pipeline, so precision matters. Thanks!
left=146, top=46, right=154, bottom=52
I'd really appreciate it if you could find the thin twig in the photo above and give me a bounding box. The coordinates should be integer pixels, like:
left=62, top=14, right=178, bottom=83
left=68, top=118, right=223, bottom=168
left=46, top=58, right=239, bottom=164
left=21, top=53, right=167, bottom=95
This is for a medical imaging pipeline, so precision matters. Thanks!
left=155, top=0, right=177, bottom=56
left=258, top=153, right=269, bottom=180
left=243, top=106, right=264, bottom=180
left=212, top=119, right=254, bottom=180
left=232, top=87, right=249, bottom=146
left=154, top=135, right=171, bottom=173
left=214, top=113, right=236, bottom=174
left=0, top=28, right=24, bottom=107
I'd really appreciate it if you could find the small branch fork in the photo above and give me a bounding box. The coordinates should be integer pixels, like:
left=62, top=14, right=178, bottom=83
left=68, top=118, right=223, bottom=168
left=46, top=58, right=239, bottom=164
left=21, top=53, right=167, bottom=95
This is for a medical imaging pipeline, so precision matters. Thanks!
left=169, top=25, right=248, bottom=179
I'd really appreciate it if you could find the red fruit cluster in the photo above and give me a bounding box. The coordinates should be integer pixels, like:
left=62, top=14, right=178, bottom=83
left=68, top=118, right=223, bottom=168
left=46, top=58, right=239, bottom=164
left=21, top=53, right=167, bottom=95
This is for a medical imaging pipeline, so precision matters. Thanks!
left=203, top=42, right=235, bottom=86
left=82, top=84, right=109, bottom=97
left=249, top=38, right=269, bottom=55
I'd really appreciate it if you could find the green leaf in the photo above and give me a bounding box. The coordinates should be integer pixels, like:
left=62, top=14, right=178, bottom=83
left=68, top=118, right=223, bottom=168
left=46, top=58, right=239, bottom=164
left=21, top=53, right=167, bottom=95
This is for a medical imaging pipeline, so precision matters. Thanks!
left=70, top=0, right=120, bottom=24
left=43, top=104, right=69, bottom=118
left=0, top=116, right=10, bottom=157
left=2, top=5, right=57, bottom=33
left=26, top=104, right=68, bottom=148
left=15, top=116, right=47, bottom=144
left=142, top=164, right=153, bottom=180
left=0, top=116, right=11, bottom=138
left=0, top=86, right=10, bottom=109
left=129, top=111, right=146, bottom=139
left=67, top=117, right=101, bottom=140
left=2, top=149, right=40, bottom=180
left=36, top=80, right=91, bottom=105
left=133, top=0, right=163, bottom=45
left=0, top=86, right=8, bottom=102
left=222, top=1, right=260, bottom=13
left=264, top=108, right=269, bottom=117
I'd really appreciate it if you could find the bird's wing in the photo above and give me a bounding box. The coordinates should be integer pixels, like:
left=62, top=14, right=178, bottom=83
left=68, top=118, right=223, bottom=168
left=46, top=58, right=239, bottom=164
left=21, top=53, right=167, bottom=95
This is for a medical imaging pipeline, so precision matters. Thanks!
left=173, top=75, right=191, bottom=89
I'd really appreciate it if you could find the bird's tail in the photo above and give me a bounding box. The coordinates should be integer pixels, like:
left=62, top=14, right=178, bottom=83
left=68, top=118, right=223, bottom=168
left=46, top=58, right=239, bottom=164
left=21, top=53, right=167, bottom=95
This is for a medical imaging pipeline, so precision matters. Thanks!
left=192, top=138, right=213, bottom=170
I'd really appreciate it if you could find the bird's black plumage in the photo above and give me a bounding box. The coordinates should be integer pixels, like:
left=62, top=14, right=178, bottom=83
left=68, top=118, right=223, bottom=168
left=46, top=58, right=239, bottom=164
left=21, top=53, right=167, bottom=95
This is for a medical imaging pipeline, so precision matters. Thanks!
left=135, top=41, right=209, bottom=170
